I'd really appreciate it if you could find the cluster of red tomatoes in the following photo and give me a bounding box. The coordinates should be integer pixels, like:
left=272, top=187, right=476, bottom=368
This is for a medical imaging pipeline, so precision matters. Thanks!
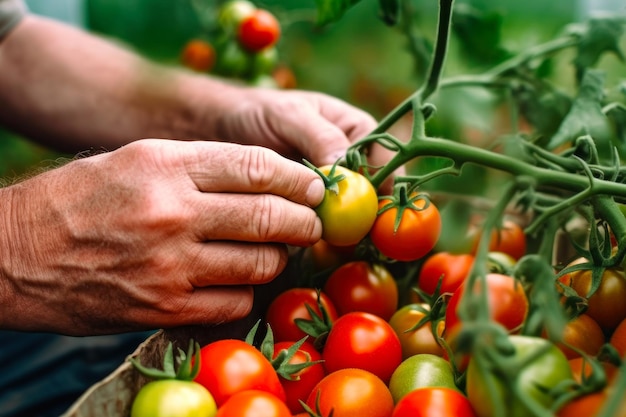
left=180, top=0, right=295, bottom=88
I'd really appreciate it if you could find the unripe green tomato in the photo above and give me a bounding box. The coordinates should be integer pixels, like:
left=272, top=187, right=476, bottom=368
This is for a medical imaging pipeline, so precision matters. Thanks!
left=130, top=379, right=217, bottom=417
left=466, top=335, right=573, bottom=417
left=218, top=0, right=256, bottom=33
left=214, top=40, right=251, bottom=78
left=250, top=46, right=278, bottom=77
left=388, top=353, right=459, bottom=404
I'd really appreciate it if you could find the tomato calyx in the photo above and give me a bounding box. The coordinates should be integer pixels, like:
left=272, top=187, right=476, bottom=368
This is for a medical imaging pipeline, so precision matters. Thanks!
left=246, top=320, right=324, bottom=382
left=292, top=289, right=334, bottom=351
left=379, top=184, right=434, bottom=233
left=299, top=391, right=329, bottom=417
left=129, top=339, right=201, bottom=381
left=304, top=159, right=346, bottom=195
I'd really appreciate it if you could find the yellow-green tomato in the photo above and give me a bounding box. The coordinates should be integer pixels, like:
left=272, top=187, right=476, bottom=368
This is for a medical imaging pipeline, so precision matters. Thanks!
left=315, top=165, right=378, bottom=247
left=388, top=353, right=459, bottom=404
left=131, top=380, right=217, bottom=417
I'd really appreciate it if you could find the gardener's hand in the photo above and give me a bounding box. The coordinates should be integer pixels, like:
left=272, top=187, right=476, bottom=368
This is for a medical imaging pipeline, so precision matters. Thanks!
left=0, top=139, right=325, bottom=335
left=215, top=88, right=392, bottom=169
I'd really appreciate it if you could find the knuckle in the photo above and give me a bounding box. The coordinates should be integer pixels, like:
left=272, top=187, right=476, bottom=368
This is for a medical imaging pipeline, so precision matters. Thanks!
left=252, top=195, right=282, bottom=241
left=241, top=147, right=278, bottom=190
left=250, top=244, right=288, bottom=283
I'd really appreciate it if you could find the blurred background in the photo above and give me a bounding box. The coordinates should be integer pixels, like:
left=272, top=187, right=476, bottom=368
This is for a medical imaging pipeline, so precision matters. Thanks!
left=1, top=0, right=624, bottom=181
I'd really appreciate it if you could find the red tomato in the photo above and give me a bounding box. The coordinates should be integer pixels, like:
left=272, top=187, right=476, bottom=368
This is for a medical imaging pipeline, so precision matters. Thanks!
left=273, top=340, right=326, bottom=414
left=305, top=368, right=394, bottom=417
left=557, top=389, right=626, bottom=417
left=370, top=195, right=442, bottom=262
left=392, top=387, right=478, bottom=417
left=388, top=303, right=445, bottom=359
left=194, top=339, right=285, bottom=406
left=568, top=357, right=618, bottom=385
left=445, top=273, right=529, bottom=337
left=323, top=261, right=398, bottom=321
left=180, top=39, right=216, bottom=72
left=417, top=252, right=475, bottom=296
left=307, top=239, right=355, bottom=272
left=559, top=258, right=626, bottom=334
left=470, top=218, right=527, bottom=260
left=238, top=9, right=281, bottom=52
left=215, top=390, right=291, bottom=417
left=552, top=314, right=605, bottom=359
left=265, top=287, right=339, bottom=343
left=610, top=316, right=626, bottom=357
left=322, top=311, right=402, bottom=384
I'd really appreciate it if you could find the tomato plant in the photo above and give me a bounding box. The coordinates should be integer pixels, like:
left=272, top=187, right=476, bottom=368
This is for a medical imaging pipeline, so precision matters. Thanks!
left=370, top=192, right=442, bottom=261
left=265, top=287, right=338, bottom=343
left=130, top=341, right=217, bottom=417
left=558, top=258, right=626, bottom=334
left=388, top=353, right=459, bottom=404
left=217, top=0, right=256, bottom=32
left=314, top=164, right=379, bottom=247
left=417, top=251, right=475, bottom=296
left=238, top=9, right=281, bottom=52
left=194, top=339, right=285, bottom=407
left=323, top=260, right=399, bottom=321
left=388, top=303, right=445, bottom=359
left=322, top=311, right=402, bottom=384
left=305, top=368, right=394, bottom=417
left=392, top=387, right=478, bottom=417
left=466, top=335, right=573, bottom=417
left=215, top=390, right=291, bottom=417
left=272, top=340, right=326, bottom=414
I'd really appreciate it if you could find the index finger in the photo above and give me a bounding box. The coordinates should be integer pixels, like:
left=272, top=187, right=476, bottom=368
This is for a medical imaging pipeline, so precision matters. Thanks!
left=180, top=141, right=325, bottom=208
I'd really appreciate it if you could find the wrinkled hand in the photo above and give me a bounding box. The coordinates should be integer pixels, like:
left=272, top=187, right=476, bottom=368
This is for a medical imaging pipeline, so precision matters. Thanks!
left=0, top=139, right=325, bottom=335
left=216, top=89, right=387, bottom=168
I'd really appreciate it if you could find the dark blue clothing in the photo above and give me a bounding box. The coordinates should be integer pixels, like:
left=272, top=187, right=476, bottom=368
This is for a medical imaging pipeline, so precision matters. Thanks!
left=0, top=331, right=154, bottom=417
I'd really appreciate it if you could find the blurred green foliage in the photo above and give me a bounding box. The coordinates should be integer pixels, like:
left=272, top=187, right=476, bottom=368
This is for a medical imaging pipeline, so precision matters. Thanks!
left=0, top=0, right=612, bottom=181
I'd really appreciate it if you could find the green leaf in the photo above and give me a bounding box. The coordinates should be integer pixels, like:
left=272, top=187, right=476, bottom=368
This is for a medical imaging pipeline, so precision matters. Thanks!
left=313, top=0, right=362, bottom=25
left=545, top=69, right=612, bottom=156
left=451, top=4, right=511, bottom=67
left=574, top=16, right=625, bottom=80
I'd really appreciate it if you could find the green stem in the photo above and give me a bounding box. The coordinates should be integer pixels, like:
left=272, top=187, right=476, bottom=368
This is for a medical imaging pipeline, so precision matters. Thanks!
left=420, top=0, right=454, bottom=101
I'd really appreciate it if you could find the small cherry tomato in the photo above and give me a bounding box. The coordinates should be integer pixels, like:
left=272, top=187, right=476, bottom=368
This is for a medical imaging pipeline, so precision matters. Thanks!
left=131, top=379, right=217, bottom=417
left=370, top=194, right=442, bottom=262
left=323, top=261, right=399, bottom=321
left=265, top=287, right=339, bottom=343
left=322, top=311, right=402, bottom=384
left=238, top=9, right=281, bottom=52
left=218, top=0, right=256, bottom=32
left=470, top=218, right=527, bottom=260
left=467, top=335, right=573, bottom=417
left=194, top=339, right=285, bottom=407
left=305, top=368, right=394, bottom=417
left=388, top=354, right=459, bottom=404
left=417, top=251, right=475, bottom=296
left=392, top=387, right=477, bottom=417
left=559, top=258, right=626, bottom=334
left=315, top=165, right=379, bottom=247
left=215, top=390, right=291, bottom=417
left=552, top=313, right=605, bottom=359
left=388, top=303, right=445, bottom=359
left=180, top=39, right=216, bottom=72
left=273, top=340, right=326, bottom=414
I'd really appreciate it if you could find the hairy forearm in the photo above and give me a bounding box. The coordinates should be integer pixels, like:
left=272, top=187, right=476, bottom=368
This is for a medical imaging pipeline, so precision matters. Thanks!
left=0, top=14, right=244, bottom=152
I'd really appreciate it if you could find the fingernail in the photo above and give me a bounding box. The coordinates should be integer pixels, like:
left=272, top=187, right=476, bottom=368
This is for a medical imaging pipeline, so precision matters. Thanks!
left=306, top=178, right=325, bottom=207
